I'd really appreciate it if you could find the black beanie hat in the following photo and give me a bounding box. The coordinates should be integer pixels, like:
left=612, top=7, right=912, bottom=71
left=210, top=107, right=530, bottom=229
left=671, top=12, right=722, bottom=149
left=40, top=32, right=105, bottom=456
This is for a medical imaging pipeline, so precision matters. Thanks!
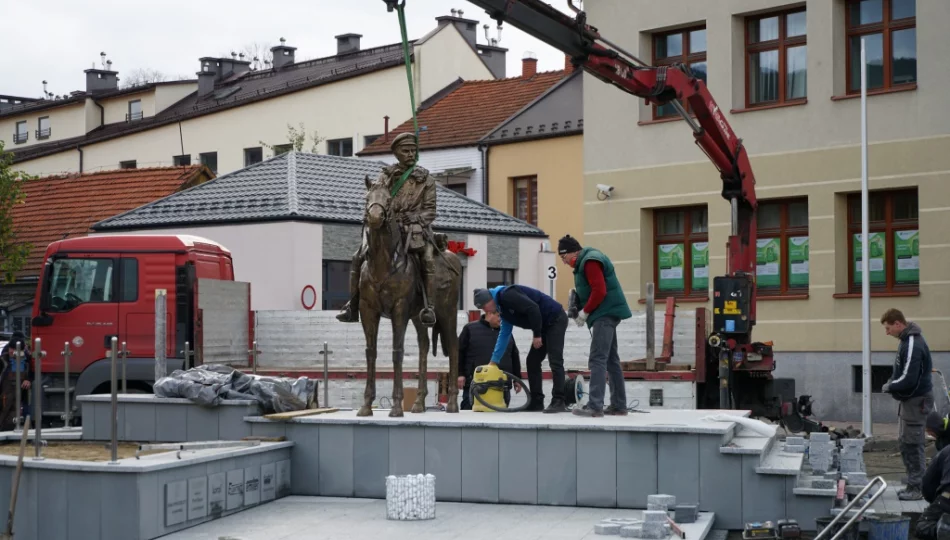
left=927, top=410, right=947, bottom=433
left=558, top=234, right=582, bottom=255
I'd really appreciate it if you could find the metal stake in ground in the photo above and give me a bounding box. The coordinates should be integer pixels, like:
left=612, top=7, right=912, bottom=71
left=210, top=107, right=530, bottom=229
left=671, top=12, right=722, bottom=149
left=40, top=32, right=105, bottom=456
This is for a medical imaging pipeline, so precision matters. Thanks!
left=155, top=289, right=167, bottom=380
left=109, top=337, right=119, bottom=464
left=249, top=340, right=260, bottom=375
left=320, top=342, right=332, bottom=408
left=121, top=341, right=128, bottom=393
left=62, top=342, right=72, bottom=427
left=646, top=282, right=656, bottom=371
left=13, top=341, right=23, bottom=433
left=32, top=338, right=45, bottom=460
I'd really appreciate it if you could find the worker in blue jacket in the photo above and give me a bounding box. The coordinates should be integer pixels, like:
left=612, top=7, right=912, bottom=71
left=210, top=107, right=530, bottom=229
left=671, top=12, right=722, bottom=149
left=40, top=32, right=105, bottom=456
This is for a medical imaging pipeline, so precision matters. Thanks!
left=473, top=285, right=568, bottom=413
left=0, top=332, right=32, bottom=431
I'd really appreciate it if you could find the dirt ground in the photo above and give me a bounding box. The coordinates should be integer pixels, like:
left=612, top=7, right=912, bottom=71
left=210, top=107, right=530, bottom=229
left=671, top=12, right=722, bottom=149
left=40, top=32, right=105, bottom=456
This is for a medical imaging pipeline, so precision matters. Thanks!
left=0, top=441, right=165, bottom=461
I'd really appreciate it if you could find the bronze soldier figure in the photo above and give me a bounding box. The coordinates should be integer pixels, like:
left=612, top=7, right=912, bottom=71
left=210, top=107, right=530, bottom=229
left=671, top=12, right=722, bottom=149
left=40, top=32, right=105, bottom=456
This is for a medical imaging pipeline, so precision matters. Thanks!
left=337, top=132, right=439, bottom=326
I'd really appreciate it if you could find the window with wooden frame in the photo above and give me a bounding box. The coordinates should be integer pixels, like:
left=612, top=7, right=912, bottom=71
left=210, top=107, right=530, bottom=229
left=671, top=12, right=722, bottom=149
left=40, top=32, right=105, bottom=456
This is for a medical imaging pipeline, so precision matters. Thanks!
left=652, top=26, right=707, bottom=119
left=513, top=176, right=538, bottom=226
left=756, top=198, right=809, bottom=296
left=846, top=188, right=918, bottom=294
left=654, top=206, right=709, bottom=298
left=846, top=0, right=916, bottom=95
left=746, top=9, right=807, bottom=107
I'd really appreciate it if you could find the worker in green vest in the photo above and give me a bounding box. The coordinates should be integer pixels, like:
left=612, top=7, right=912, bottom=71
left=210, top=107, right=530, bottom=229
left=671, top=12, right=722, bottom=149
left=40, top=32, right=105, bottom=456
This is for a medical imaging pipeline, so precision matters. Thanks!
left=557, top=234, right=633, bottom=417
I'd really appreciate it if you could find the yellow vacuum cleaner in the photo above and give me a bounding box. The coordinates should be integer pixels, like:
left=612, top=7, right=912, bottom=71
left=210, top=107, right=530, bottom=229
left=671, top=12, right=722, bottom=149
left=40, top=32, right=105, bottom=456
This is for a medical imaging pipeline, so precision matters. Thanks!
left=471, top=363, right=531, bottom=412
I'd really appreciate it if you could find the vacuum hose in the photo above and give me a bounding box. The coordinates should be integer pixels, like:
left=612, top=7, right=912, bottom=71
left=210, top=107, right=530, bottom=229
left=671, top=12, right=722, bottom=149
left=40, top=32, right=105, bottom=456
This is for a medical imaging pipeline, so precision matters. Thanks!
left=469, top=370, right=533, bottom=413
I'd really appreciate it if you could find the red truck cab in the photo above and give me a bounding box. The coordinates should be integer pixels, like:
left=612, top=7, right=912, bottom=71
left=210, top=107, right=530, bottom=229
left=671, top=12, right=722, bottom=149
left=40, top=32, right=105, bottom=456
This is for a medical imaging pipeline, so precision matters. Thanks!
left=31, top=234, right=234, bottom=426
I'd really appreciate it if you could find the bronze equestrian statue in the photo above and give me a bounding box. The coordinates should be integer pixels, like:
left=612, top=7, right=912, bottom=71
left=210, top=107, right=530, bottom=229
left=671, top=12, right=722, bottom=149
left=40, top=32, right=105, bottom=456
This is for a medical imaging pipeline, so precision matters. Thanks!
left=342, top=133, right=462, bottom=417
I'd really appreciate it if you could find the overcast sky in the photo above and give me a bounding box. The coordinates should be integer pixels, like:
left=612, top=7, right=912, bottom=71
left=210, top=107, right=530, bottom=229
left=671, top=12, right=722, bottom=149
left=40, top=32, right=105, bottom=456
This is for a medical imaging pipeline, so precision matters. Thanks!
left=2, top=0, right=574, bottom=98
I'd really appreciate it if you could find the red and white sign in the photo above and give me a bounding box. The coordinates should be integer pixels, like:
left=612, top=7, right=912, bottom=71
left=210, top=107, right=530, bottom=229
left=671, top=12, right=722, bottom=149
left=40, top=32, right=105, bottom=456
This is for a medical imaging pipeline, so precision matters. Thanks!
left=301, top=285, right=317, bottom=310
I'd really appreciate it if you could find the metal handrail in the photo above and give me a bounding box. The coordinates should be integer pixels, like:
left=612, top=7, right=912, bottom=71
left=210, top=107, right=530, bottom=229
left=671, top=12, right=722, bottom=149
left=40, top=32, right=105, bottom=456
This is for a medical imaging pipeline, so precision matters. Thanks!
left=814, top=475, right=888, bottom=540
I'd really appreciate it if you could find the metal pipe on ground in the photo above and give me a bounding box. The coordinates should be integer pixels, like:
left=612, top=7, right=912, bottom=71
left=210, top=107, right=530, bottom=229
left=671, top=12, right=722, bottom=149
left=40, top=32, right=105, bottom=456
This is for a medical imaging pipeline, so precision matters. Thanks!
left=1, top=415, right=31, bottom=540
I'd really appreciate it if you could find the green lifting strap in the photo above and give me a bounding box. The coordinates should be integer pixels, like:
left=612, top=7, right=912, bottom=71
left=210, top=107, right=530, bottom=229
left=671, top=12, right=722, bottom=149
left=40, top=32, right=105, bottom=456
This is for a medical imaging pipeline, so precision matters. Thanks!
left=390, top=1, right=419, bottom=198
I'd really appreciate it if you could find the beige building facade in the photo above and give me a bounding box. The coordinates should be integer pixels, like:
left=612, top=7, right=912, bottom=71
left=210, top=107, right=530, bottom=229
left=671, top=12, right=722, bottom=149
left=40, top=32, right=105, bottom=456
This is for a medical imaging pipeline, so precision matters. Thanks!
left=2, top=12, right=501, bottom=178
left=582, top=0, right=946, bottom=420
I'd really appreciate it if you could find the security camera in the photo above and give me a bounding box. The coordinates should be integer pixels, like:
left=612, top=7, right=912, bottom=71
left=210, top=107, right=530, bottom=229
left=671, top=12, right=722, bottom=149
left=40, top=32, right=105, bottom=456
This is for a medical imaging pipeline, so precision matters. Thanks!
left=596, top=184, right=614, bottom=200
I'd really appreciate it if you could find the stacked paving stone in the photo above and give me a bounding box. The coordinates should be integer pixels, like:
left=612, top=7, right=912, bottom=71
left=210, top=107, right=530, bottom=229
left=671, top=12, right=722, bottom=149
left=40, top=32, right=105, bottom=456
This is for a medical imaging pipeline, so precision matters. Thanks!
left=839, top=439, right=866, bottom=475
left=784, top=436, right=807, bottom=453
left=674, top=504, right=699, bottom=524
left=596, top=495, right=677, bottom=537
left=808, top=432, right=836, bottom=473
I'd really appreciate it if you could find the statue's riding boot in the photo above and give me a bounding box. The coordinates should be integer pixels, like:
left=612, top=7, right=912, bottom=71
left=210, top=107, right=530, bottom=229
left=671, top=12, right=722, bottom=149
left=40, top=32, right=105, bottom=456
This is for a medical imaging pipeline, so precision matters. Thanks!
left=336, top=265, right=361, bottom=323
left=419, top=255, right=437, bottom=327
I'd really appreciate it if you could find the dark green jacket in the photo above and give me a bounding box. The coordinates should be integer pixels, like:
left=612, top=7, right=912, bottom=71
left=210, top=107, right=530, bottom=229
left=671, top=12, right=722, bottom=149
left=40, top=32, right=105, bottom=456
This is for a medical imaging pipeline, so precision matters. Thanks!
left=573, top=247, right=632, bottom=328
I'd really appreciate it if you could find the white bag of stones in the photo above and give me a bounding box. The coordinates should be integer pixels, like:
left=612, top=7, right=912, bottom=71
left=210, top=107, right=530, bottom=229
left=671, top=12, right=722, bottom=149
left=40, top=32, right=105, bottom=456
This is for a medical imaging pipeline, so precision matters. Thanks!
left=386, top=474, right=436, bottom=521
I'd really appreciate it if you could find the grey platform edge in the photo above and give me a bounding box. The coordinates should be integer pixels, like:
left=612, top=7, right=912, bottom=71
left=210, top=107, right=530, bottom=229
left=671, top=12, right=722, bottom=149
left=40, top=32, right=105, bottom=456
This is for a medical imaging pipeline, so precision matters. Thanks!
left=79, top=396, right=260, bottom=442
left=0, top=444, right=291, bottom=540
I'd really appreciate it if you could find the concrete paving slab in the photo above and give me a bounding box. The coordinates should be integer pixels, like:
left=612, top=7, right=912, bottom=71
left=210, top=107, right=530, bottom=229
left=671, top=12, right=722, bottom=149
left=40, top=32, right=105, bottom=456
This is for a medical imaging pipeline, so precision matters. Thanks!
left=244, top=409, right=750, bottom=434
left=160, top=497, right=716, bottom=540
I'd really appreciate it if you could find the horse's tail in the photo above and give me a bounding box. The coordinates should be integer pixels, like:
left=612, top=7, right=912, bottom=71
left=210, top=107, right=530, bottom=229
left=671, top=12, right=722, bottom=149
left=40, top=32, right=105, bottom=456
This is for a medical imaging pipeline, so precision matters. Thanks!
left=431, top=324, right=449, bottom=358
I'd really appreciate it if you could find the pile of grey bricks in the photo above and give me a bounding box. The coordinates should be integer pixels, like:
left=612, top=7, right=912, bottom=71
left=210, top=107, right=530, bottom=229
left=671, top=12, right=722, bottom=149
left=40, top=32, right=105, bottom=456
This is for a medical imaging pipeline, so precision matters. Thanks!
left=595, top=494, right=698, bottom=537
left=783, top=433, right=870, bottom=491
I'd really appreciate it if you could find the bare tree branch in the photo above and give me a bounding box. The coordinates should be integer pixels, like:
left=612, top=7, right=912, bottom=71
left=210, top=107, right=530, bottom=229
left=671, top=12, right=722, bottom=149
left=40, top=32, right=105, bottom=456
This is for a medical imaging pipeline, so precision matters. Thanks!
left=121, top=68, right=169, bottom=88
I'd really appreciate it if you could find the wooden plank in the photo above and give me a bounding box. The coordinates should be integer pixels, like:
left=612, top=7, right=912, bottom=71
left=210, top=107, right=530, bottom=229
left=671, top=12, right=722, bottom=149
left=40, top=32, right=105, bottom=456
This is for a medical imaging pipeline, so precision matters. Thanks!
left=264, top=408, right=338, bottom=420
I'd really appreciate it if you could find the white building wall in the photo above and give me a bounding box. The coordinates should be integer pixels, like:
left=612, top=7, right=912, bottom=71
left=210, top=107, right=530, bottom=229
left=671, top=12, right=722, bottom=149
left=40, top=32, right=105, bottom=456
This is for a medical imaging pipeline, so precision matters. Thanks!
left=154, top=83, right=198, bottom=113
left=368, top=146, right=485, bottom=203
left=101, top=90, right=155, bottom=124
left=413, top=24, right=494, bottom=104
left=0, top=103, right=86, bottom=151
left=517, top=237, right=556, bottom=299
left=91, top=221, right=323, bottom=312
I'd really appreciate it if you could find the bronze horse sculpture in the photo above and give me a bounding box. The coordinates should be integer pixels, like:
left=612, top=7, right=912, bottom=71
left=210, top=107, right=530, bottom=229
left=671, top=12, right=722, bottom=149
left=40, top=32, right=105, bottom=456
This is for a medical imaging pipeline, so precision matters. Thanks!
left=356, top=176, right=462, bottom=417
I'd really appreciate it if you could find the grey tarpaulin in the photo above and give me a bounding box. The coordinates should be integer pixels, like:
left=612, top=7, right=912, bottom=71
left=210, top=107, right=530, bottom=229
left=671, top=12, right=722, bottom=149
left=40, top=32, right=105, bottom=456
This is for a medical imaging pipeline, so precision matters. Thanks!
left=153, top=364, right=316, bottom=414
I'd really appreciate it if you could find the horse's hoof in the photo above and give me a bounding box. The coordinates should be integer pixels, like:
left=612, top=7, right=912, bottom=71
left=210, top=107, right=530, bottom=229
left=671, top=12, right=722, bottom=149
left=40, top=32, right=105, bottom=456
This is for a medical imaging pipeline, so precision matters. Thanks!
left=389, top=408, right=404, bottom=418
left=357, top=406, right=373, bottom=417
left=445, top=402, right=460, bottom=413
left=410, top=403, right=425, bottom=414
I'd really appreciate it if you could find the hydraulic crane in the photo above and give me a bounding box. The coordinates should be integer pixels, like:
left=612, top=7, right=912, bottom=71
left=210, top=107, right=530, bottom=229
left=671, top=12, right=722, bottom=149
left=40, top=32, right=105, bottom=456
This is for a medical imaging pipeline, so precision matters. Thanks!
left=455, top=0, right=824, bottom=431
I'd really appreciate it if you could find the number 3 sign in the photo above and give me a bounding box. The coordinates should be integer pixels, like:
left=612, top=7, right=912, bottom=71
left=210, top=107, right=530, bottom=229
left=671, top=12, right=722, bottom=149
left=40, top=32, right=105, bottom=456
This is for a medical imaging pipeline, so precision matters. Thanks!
left=547, top=266, right=557, bottom=280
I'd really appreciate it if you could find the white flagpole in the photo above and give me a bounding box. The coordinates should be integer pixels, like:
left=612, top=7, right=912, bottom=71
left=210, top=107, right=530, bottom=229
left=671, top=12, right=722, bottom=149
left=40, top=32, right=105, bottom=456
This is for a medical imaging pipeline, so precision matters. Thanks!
left=861, top=37, right=873, bottom=439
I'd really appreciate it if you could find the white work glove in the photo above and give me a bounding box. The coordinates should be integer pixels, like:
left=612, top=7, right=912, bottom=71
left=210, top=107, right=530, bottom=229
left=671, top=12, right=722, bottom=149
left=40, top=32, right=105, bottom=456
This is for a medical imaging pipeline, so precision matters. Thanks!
left=575, top=310, right=589, bottom=327
left=882, top=382, right=891, bottom=393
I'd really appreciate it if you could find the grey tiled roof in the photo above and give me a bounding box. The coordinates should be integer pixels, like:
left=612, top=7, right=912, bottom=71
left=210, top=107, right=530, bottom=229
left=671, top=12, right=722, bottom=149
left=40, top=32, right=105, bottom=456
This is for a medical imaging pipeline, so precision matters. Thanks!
left=11, top=43, right=410, bottom=164
left=92, top=152, right=546, bottom=238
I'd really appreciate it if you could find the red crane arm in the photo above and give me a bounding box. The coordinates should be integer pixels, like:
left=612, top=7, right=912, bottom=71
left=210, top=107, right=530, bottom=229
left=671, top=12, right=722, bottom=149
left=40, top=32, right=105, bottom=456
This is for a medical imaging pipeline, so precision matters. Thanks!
left=466, top=0, right=760, bottom=326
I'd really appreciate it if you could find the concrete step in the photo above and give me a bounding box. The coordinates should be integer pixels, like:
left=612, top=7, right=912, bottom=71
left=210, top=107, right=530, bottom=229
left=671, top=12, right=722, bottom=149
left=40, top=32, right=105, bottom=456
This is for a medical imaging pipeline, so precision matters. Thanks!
left=755, top=441, right=806, bottom=476
left=719, top=427, right=775, bottom=465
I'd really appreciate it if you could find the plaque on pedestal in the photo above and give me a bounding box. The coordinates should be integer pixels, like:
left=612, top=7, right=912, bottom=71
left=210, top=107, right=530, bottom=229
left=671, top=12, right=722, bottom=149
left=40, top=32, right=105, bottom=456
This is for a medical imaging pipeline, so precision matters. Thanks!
left=165, top=480, right=187, bottom=527
left=209, top=472, right=226, bottom=516
left=226, top=469, right=245, bottom=510
left=277, top=459, right=291, bottom=497
left=261, top=463, right=276, bottom=502
left=244, top=466, right=261, bottom=506
left=187, top=476, right=208, bottom=521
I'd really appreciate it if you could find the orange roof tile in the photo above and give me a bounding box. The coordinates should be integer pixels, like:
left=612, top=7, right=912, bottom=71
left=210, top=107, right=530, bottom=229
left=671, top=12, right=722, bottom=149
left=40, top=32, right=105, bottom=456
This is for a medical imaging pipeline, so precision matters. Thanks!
left=359, top=70, right=569, bottom=155
left=11, top=166, right=212, bottom=278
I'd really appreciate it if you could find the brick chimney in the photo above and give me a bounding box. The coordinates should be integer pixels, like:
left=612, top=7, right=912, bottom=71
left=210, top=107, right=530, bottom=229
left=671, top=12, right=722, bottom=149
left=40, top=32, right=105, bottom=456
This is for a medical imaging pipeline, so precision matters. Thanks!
left=565, top=54, right=574, bottom=73
left=522, top=51, right=538, bottom=78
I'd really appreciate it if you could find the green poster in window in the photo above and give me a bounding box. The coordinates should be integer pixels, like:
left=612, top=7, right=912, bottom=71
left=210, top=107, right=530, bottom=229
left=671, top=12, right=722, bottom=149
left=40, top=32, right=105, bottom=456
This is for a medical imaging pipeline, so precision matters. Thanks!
left=756, top=238, right=781, bottom=288
left=692, top=242, right=709, bottom=291
left=657, top=243, right=685, bottom=291
left=853, top=232, right=886, bottom=285
left=894, top=230, right=919, bottom=284
left=788, top=236, right=809, bottom=287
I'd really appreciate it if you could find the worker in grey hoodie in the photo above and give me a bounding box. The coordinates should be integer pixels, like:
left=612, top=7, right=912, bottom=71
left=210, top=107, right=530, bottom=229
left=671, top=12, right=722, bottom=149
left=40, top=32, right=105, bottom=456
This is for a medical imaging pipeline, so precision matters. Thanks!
left=881, top=308, right=934, bottom=501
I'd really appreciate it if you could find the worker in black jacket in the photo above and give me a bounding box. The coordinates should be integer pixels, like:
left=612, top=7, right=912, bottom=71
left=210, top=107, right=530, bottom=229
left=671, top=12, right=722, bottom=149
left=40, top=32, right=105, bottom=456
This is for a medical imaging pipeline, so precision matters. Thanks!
left=916, top=442, right=950, bottom=540
left=881, top=308, right=935, bottom=501
left=0, top=332, right=32, bottom=431
left=457, top=310, right=522, bottom=410
left=474, top=285, right=569, bottom=413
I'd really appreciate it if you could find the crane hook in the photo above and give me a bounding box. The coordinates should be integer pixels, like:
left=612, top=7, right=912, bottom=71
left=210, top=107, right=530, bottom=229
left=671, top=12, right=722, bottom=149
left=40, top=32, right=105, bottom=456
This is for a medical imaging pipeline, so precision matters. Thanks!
left=568, top=0, right=583, bottom=14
